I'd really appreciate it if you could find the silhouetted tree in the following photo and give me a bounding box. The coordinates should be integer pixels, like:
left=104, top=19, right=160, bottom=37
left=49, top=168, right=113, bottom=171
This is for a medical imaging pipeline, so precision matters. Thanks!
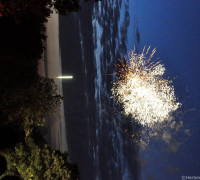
left=0, top=126, right=25, bottom=150
left=0, top=0, right=82, bottom=22
left=53, top=0, right=81, bottom=15
left=0, top=0, right=52, bottom=23
left=0, top=78, right=62, bottom=136
left=0, top=156, right=7, bottom=175
left=0, top=0, right=81, bottom=179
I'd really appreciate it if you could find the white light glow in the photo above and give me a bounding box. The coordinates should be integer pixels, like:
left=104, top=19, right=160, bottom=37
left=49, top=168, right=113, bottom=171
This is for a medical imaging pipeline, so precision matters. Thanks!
left=56, top=76, right=73, bottom=79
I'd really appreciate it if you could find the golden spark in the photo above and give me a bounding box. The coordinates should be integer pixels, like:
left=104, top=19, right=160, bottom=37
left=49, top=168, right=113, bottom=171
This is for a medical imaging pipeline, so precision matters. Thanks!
left=111, top=47, right=181, bottom=127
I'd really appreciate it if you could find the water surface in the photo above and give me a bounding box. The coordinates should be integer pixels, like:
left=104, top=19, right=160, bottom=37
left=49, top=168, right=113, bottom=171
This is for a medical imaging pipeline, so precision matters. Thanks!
left=60, top=0, right=200, bottom=179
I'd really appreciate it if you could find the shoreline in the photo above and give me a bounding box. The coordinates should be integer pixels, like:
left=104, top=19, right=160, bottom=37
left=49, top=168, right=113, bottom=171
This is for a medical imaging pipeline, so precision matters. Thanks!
left=38, top=11, right=68, bottom=153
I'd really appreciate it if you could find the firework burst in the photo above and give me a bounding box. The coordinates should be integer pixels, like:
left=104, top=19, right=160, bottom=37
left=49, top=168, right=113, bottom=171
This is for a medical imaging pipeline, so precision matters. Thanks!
left=111, top=47, right=181, bottom=127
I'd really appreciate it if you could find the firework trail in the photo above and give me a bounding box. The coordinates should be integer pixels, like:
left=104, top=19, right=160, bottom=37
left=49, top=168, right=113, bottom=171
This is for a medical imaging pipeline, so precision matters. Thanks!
left=111, top=47, right=181, bottom=127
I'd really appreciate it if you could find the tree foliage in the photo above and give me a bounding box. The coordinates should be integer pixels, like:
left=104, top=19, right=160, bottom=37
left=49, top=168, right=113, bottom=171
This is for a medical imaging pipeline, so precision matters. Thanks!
left=0, top=137, right=79, bottom=180
left=53, top=0, right=81, bottom=16
left=0, top=0, right=52, bottom=24
left=0, top=77, right=62, bottom=136
left=0, top=0, right=81, bottom=23
left=0, top=0, right=81, bottom=179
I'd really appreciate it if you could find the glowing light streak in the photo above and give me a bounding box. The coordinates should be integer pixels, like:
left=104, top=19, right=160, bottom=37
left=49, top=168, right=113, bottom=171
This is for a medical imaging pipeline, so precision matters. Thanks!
left=56, top=76, right=73, bottom=79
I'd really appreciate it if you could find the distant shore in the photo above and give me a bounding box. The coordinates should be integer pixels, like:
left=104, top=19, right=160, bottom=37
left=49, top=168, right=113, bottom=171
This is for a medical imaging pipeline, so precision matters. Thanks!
left=38, top=10, right=68, bottom=153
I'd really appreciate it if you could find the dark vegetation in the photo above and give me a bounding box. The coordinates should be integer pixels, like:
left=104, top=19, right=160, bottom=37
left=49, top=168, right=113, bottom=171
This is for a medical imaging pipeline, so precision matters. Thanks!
left=0, top=0, right=83, bottom=179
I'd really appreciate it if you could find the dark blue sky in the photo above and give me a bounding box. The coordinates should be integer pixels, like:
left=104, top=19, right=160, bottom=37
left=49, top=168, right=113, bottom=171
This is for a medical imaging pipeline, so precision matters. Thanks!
left=133, top=0, right=200, bottom=179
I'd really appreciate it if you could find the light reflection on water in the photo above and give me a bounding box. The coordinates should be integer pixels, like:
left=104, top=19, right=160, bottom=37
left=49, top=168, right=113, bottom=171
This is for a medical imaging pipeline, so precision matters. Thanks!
left=61, top=0, right=140, bottom=179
